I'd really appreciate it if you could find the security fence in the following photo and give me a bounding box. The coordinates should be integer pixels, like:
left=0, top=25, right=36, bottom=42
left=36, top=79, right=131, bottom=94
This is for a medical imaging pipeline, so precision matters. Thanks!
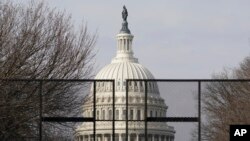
left=0, top=79, right=249, bottom=141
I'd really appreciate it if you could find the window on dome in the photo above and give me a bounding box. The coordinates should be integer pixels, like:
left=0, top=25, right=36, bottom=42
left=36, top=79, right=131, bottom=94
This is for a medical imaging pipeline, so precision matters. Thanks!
left=137, top=109, right=141, bottom=120
left=134, top=82, right=137, bottom=86
left=109, top=109, right=112, bottom=120
left=122, top=110, right=126, bottom=120
left=115, top=109, right=119, bottom=120
left=102, top=110, right=105, bottom=120
left=130, top=109, right=133, bottom=120
left=140, top=81, right=143, bottom=86
left=97, top=110, right=99, bottom=120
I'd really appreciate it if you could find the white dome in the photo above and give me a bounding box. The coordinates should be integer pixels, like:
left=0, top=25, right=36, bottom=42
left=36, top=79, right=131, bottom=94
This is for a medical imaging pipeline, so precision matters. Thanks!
left=95, top=62, right=155, bottom=80
left=95, top=61, right=159, bottom=93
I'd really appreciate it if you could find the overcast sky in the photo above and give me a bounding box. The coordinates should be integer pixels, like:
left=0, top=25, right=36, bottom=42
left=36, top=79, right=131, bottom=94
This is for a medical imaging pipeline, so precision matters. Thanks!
left=14, top=0, right=250, bottom=140
left=25, top=0, right=250, bottom=79
left=14, top=0, right=250, bottom=79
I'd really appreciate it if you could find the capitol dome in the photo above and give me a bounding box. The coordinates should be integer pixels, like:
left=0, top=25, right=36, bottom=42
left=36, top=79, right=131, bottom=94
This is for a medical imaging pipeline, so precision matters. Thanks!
left=95, top=59, right=160, bottom=93
left=75, top=6, right=175, bottom=141
left=95, top=62, right=155, bottom=81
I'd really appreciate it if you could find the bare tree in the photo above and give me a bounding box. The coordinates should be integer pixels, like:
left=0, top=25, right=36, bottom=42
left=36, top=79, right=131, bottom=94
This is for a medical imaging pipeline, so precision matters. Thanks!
left=201, top=58, right=250, bottom=141
left=0, top=1, right=96, bottom=140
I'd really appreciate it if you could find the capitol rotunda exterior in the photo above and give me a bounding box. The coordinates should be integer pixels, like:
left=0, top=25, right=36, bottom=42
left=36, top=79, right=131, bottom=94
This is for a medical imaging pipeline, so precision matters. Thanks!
left=75, top=6, right=175, bottom=141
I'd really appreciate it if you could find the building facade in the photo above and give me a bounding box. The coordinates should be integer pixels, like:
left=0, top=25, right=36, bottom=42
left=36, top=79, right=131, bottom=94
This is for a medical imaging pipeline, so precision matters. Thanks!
left=75, top=6, right=175, bottom=141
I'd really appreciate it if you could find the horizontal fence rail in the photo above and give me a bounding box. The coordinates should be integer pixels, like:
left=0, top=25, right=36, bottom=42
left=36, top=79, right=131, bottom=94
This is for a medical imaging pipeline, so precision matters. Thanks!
left=1, top=79, right=250, bottom=141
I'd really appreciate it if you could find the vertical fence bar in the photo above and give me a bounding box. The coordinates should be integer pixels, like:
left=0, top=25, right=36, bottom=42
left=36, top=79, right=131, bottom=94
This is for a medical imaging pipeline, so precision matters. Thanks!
left=93, top=81, right=96, bottom=141
left=126, top=80, right=129, bottom=141
left=144, top=81, right=148, bottom=141
left=39, top=81, right=43, bottom=141
left=198, top=81, right=201, bottom=141
left=112, top=80, right=115, bottom=141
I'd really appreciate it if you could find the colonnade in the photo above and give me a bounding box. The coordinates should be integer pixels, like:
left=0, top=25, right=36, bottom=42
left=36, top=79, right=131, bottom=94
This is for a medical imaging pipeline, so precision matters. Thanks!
left=117, top=38, right=132, bottom=52
left=76, top=134, right=174, bottom=141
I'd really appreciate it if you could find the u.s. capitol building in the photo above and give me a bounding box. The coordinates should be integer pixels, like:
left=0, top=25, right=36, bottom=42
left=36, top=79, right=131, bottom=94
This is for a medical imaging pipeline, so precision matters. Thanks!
left=75, top=6, right=175, bottom=141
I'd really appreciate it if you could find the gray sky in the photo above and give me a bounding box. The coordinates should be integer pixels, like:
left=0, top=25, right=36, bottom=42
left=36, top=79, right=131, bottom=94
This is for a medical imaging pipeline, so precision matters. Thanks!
left=14, top=0, right=250, bottom=140
left=29, top=0, right=250, bottom=79
left=15, top=0, right=250, bottom=78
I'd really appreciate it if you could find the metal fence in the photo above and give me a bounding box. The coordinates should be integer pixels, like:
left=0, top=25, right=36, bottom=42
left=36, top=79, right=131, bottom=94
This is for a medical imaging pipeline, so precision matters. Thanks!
left=1, top=79, right=249, bottom=141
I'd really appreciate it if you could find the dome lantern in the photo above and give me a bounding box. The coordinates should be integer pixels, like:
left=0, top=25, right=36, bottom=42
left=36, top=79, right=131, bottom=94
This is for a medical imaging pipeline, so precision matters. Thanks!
left=112, top=6, right=138, bottom=63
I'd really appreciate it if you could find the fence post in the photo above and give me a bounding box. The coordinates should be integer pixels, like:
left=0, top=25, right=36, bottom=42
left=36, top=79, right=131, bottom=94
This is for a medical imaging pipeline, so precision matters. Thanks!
left=39, top=81, right=43, bottom=141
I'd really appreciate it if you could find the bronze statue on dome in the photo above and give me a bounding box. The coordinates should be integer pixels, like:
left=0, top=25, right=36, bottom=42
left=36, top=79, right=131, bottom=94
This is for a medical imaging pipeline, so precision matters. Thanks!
left=122, top=5, right=128, bottom=21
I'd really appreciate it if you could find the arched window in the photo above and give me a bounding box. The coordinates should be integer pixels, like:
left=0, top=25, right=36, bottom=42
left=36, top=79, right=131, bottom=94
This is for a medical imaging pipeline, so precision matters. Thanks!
left=134, top=82, right=137, bottom=86
left=137, top=110, right=141, bottom=120
left=155, top=111, right=158, bottom=117
left=109, top=109, right=112, bottom=120
left=122, top=110, right=126, bottom=120
left=97, top=110, right=99, bottom=120
left=130, top=109, right=133, bottom=120
left=115, top=110, right=119, bottom=120
left=102, top=110, right=105, bottom=120
left=150, top=110, right=153, bottom=117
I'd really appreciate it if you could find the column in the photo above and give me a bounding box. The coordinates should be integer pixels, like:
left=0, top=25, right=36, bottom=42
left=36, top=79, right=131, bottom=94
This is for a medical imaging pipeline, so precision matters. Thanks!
left=117, top=39, right=119, bottom=51
left=119, top=134, right=122, bottom=141
left=102, top=134, right=104, bottom=141
left=120, top=39, right=122, bottom=51
left=136, top=134, right=139, bottom=141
